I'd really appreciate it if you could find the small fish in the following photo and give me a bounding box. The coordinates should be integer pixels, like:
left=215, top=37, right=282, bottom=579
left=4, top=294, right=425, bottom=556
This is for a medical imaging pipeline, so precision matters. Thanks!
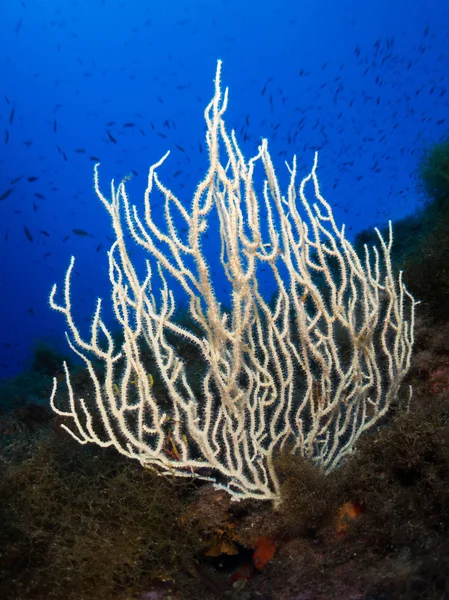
left=53, top=119, right=57, bottom=132
left=106, top=130, right=117, bottom=144
left=62, top=235, right=70, bottom=242
left=96, top=242, right=103, bottom=252
left=27, top=176, right=38, bottom=182
left=72, top=228, right=90, bottom=237
left=89, top=155, right=100, bottom=161
left=123, top=122, right=135, bottom=127
left=24, top=226, right=33, bottom=242
left=9, top=106, right=15, bottom=124
left=40, top=230, right=50, bottom=237
left=0, top=188, right=13, bottom=201
left=11, top=175, right=22, bottom=184
left=4, top=130, right=9, bottom=143
left=34, top=193, right=45, bottom=199
left=74, top=148, right=86, bottom=153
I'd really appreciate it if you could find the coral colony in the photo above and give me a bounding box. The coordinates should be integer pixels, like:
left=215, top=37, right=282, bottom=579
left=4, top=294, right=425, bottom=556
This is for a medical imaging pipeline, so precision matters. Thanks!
left=50, top=61, right=417, bottom=505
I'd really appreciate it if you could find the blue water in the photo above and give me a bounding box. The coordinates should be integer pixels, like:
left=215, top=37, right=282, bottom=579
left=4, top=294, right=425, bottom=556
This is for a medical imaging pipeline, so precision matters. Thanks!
left=0, top=0, right=448, bottom=379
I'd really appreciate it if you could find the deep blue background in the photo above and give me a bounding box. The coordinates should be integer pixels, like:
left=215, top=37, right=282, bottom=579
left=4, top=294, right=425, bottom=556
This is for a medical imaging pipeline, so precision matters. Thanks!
left=1, top=0, right=448, bottom=379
